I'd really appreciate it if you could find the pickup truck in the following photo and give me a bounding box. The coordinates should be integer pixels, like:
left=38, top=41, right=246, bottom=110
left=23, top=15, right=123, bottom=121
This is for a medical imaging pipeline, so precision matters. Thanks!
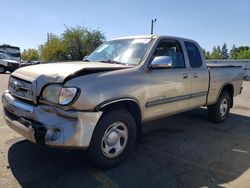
left=0, top=52, right=20, bottom=73
left=2, top=35, right=245, bottom=169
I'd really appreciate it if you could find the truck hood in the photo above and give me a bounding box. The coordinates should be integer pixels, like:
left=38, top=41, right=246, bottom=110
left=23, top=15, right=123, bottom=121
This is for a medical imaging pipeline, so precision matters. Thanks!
left=12, top=61, right=132, bottom=81
left=11, top=61, right=133, bottom=94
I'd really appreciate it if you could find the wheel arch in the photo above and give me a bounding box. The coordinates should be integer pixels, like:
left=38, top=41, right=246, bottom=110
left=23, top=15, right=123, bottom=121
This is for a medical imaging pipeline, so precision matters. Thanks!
left=0, top=64, right=6, bottom=73
left=217, top=83, right=234, bottom=108
left=95, top=97, right=142, bottom=139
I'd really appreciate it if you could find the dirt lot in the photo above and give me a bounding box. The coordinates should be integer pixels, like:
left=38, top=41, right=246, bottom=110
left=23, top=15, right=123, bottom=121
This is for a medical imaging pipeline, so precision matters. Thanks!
left=0, top=73, right=250, bottom=188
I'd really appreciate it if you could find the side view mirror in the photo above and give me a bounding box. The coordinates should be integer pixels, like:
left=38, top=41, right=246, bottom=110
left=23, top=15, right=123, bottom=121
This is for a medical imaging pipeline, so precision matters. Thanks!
left=150, top=56, right=172, bottom=69
left=83, top=56, right=88, bottom=61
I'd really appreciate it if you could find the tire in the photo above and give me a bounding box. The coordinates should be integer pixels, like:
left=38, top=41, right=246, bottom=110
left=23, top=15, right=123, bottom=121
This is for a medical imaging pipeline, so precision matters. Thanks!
left=207, top=91, right=231, bottom=123
left=0, top=66, right=6, bottom=73
left=88, top=109, right=137, bottom=169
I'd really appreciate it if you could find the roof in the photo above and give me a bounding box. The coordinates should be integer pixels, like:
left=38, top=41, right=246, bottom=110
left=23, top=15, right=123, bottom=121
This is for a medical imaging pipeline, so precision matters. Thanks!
left=110, top=35, right=195, bottom=43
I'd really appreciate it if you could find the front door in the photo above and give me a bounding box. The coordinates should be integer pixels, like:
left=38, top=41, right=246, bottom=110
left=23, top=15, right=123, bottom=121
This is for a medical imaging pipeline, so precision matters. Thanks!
left=144, top=39, right=191, bottom=121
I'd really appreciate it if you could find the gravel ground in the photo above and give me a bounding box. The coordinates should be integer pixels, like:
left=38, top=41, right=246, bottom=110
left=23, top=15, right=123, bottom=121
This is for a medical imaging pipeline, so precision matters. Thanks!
left=0, top=73, right=250, bottom=188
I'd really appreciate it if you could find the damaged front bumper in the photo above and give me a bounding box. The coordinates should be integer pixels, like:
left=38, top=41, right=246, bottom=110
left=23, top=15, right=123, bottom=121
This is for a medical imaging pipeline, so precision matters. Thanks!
left=2, top=91, right=102, bottom=149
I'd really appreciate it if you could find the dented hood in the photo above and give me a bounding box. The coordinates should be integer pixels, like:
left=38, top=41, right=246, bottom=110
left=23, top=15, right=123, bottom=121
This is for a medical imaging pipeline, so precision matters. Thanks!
left=11, top=61, right=132, bottom=94
left=12, top=61, right=131, bottom=82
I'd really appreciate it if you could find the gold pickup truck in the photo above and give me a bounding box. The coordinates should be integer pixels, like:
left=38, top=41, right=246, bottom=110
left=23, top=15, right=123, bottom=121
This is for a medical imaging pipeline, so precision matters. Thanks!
left=2, top=35, right=245, bottom=169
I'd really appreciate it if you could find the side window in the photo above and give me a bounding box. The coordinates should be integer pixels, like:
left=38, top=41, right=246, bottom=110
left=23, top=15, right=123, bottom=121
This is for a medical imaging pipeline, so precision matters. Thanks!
left=153, top=40, right=185, bottom=68
left=184, top=42, right=203, bottom=68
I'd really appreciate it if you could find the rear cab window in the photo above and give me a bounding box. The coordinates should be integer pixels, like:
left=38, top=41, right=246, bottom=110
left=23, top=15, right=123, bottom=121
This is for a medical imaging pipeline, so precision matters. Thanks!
left=184, top=41, right=203, bottom=68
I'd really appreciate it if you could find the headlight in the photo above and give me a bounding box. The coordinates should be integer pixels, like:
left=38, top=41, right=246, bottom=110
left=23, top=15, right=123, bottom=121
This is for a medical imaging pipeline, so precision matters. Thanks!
left=41, top=84, right=79, bottom=105
left=59, top=87, right=78, bottom=105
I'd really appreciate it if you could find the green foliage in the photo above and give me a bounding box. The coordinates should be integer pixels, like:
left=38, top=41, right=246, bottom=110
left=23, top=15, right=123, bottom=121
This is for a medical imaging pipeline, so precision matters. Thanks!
left=210, top=46, right=223, bottom=59
left=221, top=43, right=229, bottom=59
left=38, top=26, right=105, bottom=62
left=201, top=48, right=211, bottom=59
left=62, top=26, right=87, bottom=60
left=84, top=30, right=105, bottom=55
left=40, top=34, right=67, bottom=62
left=230, top=45, right=237, bottom=59
left=23, top=29, right=249, bottom=61
left=201, top=48, right=206, bottom=57
left=232, top=46, right=250, bottom=59
left=205, top=51, right=211, bottom=59
left=21, top=48, right=39, bottom=61
left=204, top=44, right=250, bottom=60
left=234, top=49, right=250, bottom=59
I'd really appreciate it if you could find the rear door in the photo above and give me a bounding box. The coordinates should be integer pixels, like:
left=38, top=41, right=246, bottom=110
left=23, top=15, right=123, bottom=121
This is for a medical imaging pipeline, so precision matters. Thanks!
left=184, top=41, right=209, bottom=108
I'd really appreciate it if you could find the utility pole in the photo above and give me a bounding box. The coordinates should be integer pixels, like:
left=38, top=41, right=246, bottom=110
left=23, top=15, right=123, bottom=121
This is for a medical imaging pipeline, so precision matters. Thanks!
left=47, top=32, right=50, bottom=43
left=151, top=18, right=157, bottom=35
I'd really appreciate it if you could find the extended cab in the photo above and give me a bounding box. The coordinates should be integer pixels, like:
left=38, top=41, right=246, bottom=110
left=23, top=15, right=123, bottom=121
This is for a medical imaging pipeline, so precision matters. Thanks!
left=2, top=35, right=245, bottom=168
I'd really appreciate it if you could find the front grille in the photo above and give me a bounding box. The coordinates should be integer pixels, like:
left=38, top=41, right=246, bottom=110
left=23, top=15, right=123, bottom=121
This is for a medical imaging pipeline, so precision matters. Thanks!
left=8, top=76, right=33, bottom=102
left=12, top=63, right=20, bottom=67
left=8, top=63, right=20, bottom=67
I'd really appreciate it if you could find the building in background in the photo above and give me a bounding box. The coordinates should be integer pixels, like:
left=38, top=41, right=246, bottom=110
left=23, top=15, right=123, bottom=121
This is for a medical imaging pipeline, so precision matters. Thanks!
left=0, top=44, right=21, bottom=61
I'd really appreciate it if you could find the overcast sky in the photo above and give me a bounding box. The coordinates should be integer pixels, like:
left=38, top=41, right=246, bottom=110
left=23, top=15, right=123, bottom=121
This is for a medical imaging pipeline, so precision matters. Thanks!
left=0, top=0, right=249, bottom=52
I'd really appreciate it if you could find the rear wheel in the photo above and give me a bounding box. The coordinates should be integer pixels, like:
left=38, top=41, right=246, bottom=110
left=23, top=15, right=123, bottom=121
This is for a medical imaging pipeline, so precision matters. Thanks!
left=88, top=109, right=137, bottom=169
left=207, top=91, right=231, bottom=123
left=0, top=66, right=6, bottom=73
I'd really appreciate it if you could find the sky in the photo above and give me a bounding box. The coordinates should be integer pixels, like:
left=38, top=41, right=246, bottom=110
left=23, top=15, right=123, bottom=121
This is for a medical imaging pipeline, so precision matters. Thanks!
left=0, top=0, right=249, bottom=52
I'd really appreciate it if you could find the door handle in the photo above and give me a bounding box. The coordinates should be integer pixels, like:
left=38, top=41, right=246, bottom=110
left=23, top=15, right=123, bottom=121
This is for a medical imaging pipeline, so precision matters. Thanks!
left=183, top=73, right=188, bottom=79
left=193, top=73, right=198, bottom=78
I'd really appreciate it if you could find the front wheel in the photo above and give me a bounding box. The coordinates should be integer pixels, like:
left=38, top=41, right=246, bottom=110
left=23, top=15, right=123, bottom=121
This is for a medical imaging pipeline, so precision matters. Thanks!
left=88, top=109, right=137, bottom=169
left=0, top=66, right=6, bottom=73
left=207, top=91, right=231, bottom=123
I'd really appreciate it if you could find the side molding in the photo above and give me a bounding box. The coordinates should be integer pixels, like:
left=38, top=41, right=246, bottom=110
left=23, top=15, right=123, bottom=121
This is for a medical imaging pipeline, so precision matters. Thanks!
left=95, top=97, right=141, bottom=111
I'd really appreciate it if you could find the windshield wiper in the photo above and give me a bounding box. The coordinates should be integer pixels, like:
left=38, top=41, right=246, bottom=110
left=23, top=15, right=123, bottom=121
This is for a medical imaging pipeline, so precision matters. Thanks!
left=99, top=60, right=130, bottom=65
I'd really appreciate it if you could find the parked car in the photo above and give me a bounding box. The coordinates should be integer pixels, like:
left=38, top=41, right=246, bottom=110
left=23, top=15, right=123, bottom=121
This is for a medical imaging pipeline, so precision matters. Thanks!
left=20, top=60, right=42, bottom=67
left=2, top=35, right=245, bottom=169
left=0, top=52, right=20, bottom=73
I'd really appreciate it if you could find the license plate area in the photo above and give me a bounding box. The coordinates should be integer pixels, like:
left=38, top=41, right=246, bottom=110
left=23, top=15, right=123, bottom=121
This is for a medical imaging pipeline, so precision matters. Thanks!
left=18, top=117, right=32, bottom=128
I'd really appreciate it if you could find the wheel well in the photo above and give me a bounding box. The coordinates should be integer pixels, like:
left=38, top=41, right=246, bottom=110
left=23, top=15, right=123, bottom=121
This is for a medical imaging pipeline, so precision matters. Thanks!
left=98, top=100, right=142, bottom=140
left=221, top=84, right=234, bottom=108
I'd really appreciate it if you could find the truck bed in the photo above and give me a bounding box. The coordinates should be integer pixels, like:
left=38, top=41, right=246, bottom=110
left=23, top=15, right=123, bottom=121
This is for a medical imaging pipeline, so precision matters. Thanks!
left=207, top=64, right=242, bottom=68
left=206, top=65, right=245, bottom=105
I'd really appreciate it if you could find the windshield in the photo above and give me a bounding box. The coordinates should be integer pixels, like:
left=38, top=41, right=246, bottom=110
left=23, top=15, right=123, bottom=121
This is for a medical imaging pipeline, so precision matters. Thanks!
left=85, top=38, right=152, bottom=65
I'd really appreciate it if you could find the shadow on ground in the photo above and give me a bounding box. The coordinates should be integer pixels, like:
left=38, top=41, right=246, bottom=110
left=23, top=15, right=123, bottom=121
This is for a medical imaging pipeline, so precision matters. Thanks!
left=8, top=108, right=250, bottom=188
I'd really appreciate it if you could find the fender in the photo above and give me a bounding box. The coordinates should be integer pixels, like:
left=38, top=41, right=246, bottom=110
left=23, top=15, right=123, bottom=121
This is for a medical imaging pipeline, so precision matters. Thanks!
left=216, top=82, right=234, bottom=101
left=215, top=82, right=234, bottom=108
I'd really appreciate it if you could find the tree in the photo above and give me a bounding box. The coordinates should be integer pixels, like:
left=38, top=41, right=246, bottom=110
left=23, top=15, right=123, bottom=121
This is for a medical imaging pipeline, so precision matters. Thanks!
left=230, top=44, right=236, bottom=59
left=62, top=26, right=105, bottom=60
left=216, top=46, right=221, bottom=54
left=205, top=51, right=211, bottom=59
left=201, top=48, right=211, bottom=59
left=40, top=34, right=67, bottom=62
left=83, top=30, right=105, bottom=55
left=62, top=26, right=87, bottom=60
left=201, top=48, right=206, bottom=57
left=235, top=49, right=250, bottom=59
left=21, top=49, right=39, bottom=61
left=221, top=43, right=229, bottom=59
left=228, top=45, right=250, bottom=59
left=210, top=46, right=223, bottom=59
